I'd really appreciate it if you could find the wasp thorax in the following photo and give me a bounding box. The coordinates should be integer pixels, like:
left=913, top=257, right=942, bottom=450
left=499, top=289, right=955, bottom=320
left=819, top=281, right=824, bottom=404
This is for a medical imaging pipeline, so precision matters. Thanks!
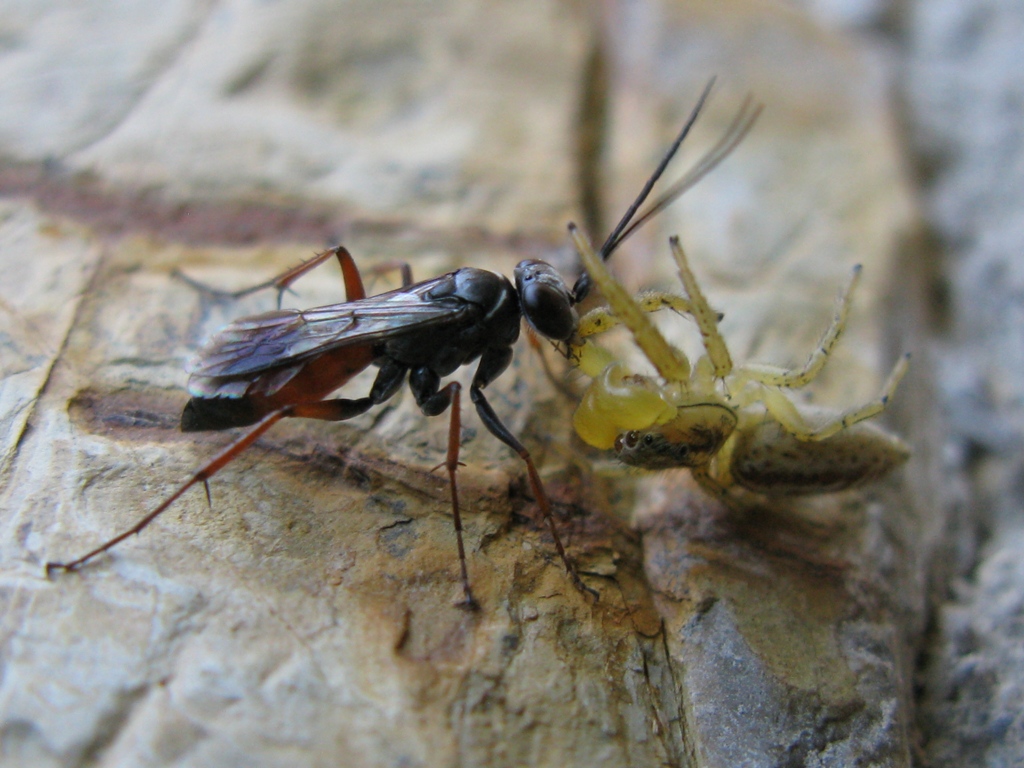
left=514, top=259, right=578, bottom=342
left=614, top=404, right=737, bottom=469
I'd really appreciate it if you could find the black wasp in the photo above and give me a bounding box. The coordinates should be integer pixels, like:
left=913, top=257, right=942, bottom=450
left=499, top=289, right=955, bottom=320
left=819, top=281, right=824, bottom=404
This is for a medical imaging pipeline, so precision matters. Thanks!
left=47, top=80, right=760, bottom=609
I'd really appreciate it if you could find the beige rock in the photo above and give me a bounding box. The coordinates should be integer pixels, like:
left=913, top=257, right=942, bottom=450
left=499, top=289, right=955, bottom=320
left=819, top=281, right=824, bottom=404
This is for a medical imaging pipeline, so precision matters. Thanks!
left=0, top=2, right=936, bottom=766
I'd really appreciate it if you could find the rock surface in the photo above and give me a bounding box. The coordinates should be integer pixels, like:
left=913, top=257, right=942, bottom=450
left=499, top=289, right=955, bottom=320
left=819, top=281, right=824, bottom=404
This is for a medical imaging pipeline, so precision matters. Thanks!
left=901, top=0, right=1024, bottom=764
left=0, top=1, right=977, bottom=767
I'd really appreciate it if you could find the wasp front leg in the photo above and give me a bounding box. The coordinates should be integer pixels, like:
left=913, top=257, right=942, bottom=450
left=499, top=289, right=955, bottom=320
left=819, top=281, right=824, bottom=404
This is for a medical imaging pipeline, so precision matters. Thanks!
left=667, top=237, right=733, bottom=382
left=736, top=353, right=911, bottom=443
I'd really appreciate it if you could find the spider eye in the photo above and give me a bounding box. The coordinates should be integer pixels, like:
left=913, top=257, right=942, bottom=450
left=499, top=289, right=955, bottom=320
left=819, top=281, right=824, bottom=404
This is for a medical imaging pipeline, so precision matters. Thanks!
left=642, top=434, right=655, bottom=446
left=616, top=431, right=640, bottom=450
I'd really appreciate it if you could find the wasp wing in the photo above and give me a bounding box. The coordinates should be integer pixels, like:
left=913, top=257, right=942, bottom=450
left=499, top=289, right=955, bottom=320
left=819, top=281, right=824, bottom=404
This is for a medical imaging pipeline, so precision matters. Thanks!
left=187, top=277, right=478, bottom=382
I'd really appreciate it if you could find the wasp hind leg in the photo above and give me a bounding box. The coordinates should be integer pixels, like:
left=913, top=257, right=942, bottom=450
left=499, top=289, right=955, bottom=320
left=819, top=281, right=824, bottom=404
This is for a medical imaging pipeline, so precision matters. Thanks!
left=45, top=408, right=293, bottom=575
left=173, top=245, right=369, bottom=308
left=46, top=361, right=405, bottom=576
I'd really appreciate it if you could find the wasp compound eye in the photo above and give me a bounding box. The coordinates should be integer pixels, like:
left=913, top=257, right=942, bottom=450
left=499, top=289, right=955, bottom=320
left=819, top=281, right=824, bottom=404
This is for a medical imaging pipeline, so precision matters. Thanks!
left=514, top=259, right=579, bottom=343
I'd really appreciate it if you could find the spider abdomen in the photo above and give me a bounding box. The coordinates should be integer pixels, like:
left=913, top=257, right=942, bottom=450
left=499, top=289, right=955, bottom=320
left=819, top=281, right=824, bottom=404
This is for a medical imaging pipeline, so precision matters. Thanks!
left=730, top=419, right=910, bottom=495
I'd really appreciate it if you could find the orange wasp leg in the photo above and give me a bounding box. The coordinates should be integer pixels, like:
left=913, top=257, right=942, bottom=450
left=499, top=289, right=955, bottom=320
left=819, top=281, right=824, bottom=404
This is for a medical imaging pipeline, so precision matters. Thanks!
left=429, top=382, right=477, bottom=610
left=362, top=260, right=413, bottom=291
left=44, top=387, right=411, bottom=576
left=46, top=246, right=371, bottom=573
left=173, top=245, right=370, bottom=306
left=248, top=249, right=415, bottom=302
left=45, top=408, right=292, bottom=574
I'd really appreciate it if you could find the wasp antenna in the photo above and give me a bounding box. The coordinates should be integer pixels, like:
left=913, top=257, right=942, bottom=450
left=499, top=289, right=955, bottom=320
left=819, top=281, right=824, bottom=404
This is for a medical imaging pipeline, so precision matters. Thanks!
left=598, top=77, right=716, bottom=261
left=573, top=77, right=718, bottom=304
left=606, top=96, right=763, bottom=256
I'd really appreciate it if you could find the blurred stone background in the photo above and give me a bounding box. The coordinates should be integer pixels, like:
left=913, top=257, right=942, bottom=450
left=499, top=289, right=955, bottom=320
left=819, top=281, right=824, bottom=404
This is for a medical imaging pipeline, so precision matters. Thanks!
left=0, top=1, right=1020, bottom=766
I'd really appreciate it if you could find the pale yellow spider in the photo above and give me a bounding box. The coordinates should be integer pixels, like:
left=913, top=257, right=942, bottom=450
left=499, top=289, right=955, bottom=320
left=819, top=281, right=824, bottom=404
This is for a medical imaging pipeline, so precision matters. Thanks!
left=565, top=225, right=910, bottom=498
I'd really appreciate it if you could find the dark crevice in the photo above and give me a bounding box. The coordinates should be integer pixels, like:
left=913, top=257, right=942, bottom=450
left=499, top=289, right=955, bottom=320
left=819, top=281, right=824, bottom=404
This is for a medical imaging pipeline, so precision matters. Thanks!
left=656, top=623, right=694, bottom=768
left=575, top=36, right=610, bottom=251
left=74, top=683, right=153, bottom=767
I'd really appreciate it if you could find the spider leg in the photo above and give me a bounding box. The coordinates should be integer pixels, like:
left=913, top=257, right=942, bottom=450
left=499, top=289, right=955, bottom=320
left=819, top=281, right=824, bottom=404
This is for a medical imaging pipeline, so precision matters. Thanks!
left=731, top=265, right=862, bottom=392
left=691, top=465, right=731, bottom=498
left=750, top=353, right=910, bottom=441
left=577, top=292, right=700, bottom=340
left=571, top=292, right=704, bottom=378
left=570, top=224, right=691, bottom=384
left=669, top=237, right=733, bottom=381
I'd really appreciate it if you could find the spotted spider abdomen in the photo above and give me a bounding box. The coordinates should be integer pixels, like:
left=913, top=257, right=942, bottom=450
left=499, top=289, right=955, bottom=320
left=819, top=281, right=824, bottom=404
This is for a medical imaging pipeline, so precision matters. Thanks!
left=730, top=419, right=910, bottom=495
